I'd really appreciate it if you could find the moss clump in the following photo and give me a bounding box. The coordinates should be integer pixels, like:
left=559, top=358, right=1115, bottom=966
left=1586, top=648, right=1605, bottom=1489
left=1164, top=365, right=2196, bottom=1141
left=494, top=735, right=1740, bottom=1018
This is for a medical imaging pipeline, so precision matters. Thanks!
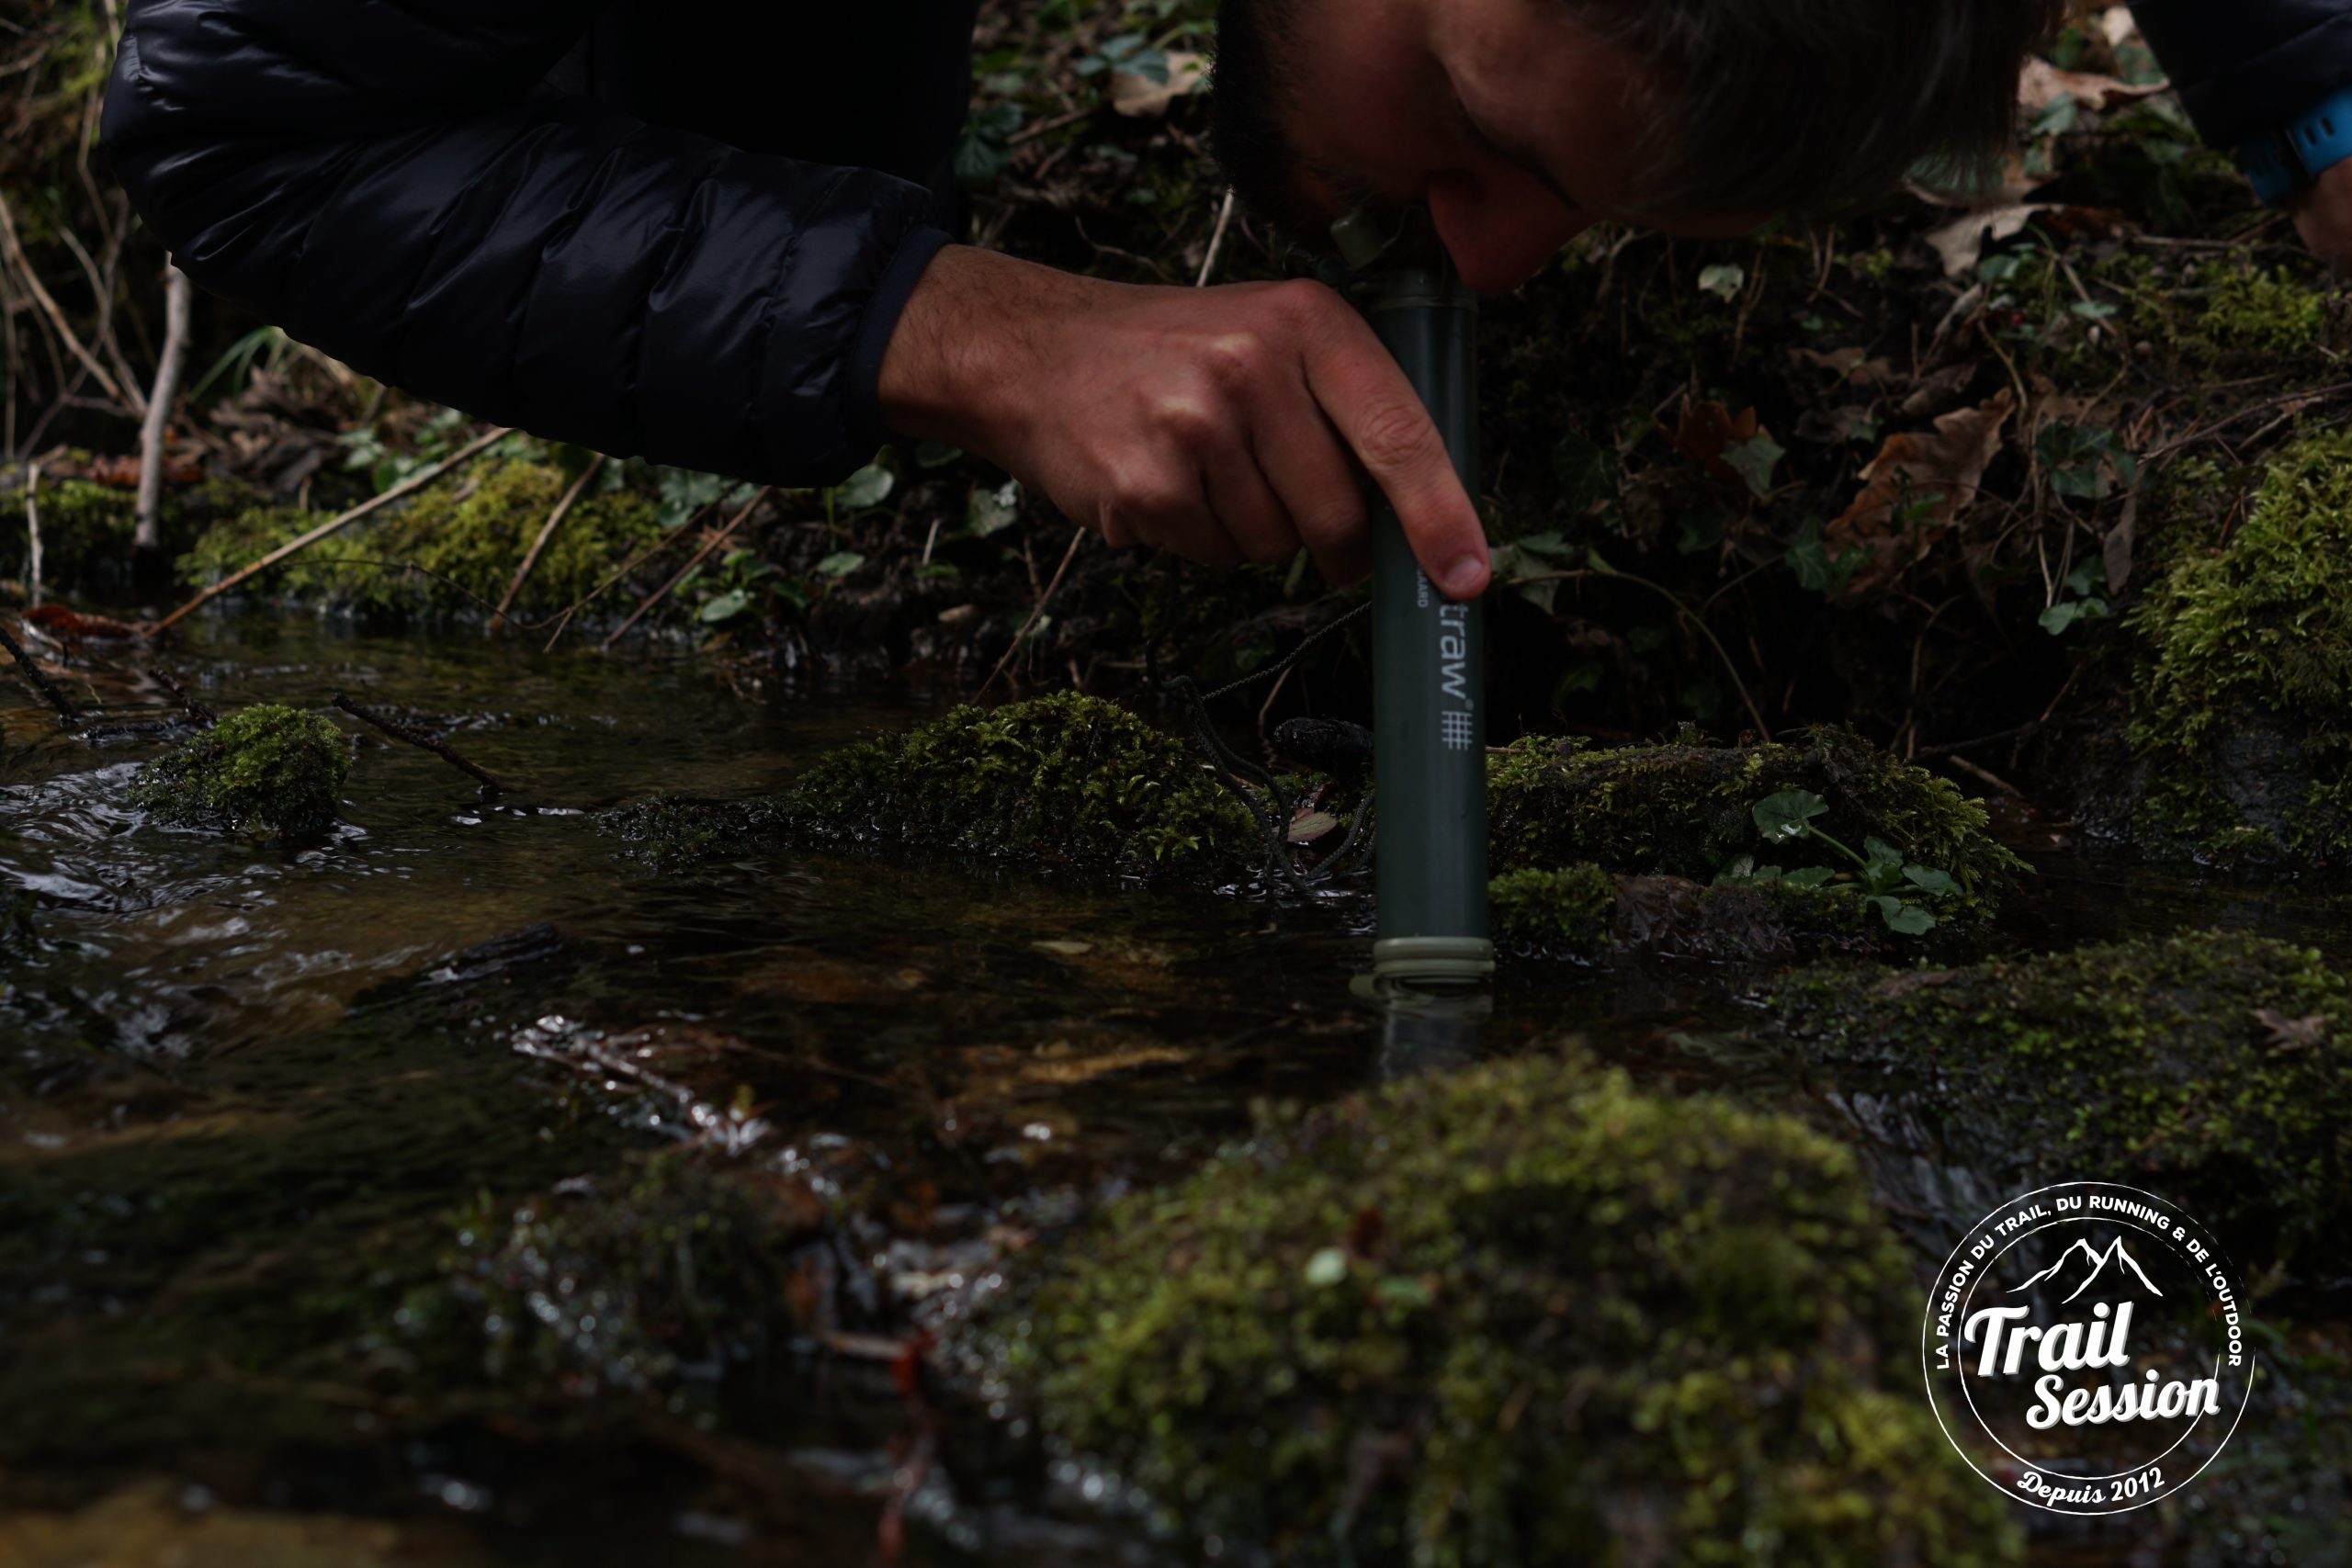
left=2121, top=434, right=2352, bottom=864
left=129, top=705, right=351, bottom=838
left=2192, top=265, right=2329, bottom=359
left=177, top=458, right=661, bottom=618
left=991, top=1055, right=2018, bottom=1567
left=1771, top=930, right=2352, bottom=1270
left=1487, top=865, right=1615, bottom=958
left=775, top=692, right=1258, bottom=878
left=401, top=1154, right=815, bottom=1412
left=0, top=473, right=249, bottom=590
left=595, top=794, right=787, bottom=872
left=1487, top=726, right=2026, bottom=936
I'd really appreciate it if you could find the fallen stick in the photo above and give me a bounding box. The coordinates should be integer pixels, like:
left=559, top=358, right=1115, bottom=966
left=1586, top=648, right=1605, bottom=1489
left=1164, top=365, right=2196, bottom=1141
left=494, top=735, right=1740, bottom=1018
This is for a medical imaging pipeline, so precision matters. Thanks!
left=133, top=261, right=193, bottom=551
left=495, top=453, right=604, bottom=626
left=333, top=692, right=506, bottom=794
left=595, top=487, right=769, bottom=651
left=0, top=613, right=78, bottom=724
left=142, top=425, right=512, bottom=635
left=23, top=459, right=41, bottom=608
left=147, top=665, right=217, bottom=727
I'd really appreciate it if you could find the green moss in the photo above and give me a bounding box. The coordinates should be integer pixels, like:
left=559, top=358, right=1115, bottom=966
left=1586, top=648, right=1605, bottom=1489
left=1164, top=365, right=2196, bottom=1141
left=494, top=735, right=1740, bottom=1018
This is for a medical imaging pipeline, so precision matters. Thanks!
left=395, top=1153, right=810, bottom=1414
left=989, top=1055, right=2019, bottom=1567
left=1487, top=726, right=2027, bottom=936
left=2193, top=265, right=2328, bottom=359
left=595, top=794, right=786, bottom=873
left=1488, top=864, right=1615, bottom=958
left=2121, top=433, right=2352, bottom=863
left=129, top=705, right=351, bottom=839
left=1770, top=930, right=2352, bottom=1270
left=177, top=458, right=661, bottom=618
left=0, top=473, right=255, bottom=592
left=775, top=692, right=1260, bottom=878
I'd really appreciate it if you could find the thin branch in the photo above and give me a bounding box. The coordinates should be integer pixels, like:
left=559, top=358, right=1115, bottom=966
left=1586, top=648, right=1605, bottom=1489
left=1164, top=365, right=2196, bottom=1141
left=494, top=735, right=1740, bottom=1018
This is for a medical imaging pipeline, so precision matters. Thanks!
left=0, top=613, right=77, bottom=724
left=134, top=262, right=192, bottom=551
left=0, top=186, right=135, bottom=412
left=495, top=454, right=603, bottom=626
left=142, top=425, right=512, bottom=635
left=595, top=488, right=770, bottom=651
left=1194, top=188, right=1237, bottom=288
left=147, top=665, right=217, bottom=727
left=333, top=693, right=506, bottom=794
left=978, top=526, right=1087, bottom=696
left=22, top=458, right=40, bottom=608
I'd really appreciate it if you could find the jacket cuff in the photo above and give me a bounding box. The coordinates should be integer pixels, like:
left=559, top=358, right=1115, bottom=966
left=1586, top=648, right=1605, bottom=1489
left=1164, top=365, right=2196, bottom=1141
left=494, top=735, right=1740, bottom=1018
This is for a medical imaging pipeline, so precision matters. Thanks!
left=845, top=224, right=954, bottom=456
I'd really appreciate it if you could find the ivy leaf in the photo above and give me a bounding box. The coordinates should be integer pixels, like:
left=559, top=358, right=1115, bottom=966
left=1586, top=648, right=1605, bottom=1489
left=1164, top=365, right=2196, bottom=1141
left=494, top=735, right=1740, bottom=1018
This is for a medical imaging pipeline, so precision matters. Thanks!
left=1903, top=865, right=1955, bottom=897
left=1723, top=433, right=1786, bottom=501
left=1870, top=895, right=1937, bottom=935
left=835, top=464, right=896, bottom=510
left=968, top=479, right=1023, bottom=537
left=2039, top=597, right=2109, bottom=636
left=1754, top=789, right=1830, bottom=843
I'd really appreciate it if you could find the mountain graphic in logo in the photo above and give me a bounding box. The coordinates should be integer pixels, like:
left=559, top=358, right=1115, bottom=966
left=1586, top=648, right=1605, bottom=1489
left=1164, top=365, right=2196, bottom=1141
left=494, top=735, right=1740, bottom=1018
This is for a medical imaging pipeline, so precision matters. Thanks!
left=2008, top=1235, right=2165, bottom=1303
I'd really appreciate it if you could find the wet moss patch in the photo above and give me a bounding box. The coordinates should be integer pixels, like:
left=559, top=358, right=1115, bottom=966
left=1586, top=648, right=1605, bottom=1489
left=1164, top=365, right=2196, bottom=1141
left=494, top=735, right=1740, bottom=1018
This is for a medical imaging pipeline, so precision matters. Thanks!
left=987, top=1055, right=2019, bottom=1567
left=773, top=692, right=1259, bottom=879
left=129, top=704, right=350, bottom=838
left=1770, top=930, right=2352, bottom=1271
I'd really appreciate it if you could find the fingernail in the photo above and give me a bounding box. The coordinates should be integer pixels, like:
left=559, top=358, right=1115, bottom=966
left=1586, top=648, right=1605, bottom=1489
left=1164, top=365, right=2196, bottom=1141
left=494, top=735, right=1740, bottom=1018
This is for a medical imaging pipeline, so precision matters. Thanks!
left=1443, top=557, right=1488, bottom=597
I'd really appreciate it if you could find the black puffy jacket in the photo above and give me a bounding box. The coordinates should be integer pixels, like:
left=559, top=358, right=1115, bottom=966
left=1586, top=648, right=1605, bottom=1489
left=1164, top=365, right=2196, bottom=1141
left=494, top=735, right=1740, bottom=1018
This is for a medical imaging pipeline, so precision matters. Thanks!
left=104, top=1, right=978, bottom=489
left=101, top=3, right=2352, bottom=491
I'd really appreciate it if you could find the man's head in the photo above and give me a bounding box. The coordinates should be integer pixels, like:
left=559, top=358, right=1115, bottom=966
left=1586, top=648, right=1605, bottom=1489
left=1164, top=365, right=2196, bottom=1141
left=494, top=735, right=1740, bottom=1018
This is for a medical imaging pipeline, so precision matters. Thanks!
left=1213, top=0, right=2065, bottom=292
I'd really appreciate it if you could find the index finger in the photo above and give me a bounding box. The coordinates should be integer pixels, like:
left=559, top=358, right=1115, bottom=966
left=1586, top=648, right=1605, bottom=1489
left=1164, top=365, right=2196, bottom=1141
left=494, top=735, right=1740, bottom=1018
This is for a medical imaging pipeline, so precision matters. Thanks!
left=1302, top=312, right=1489, bottom=601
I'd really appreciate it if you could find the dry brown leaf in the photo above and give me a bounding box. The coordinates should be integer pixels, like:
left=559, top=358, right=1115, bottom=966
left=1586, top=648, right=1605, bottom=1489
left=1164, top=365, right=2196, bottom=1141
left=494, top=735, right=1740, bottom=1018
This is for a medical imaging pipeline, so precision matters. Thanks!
left=1826, top=389, right=2018, bottom=594
left=1924, top=204, right=2049, bottom=278
left=1664, top=397, right=1762, bottom=487
left=2018, top=57, right=2166, bottom=116
left=1792, top=346, right=1895, bottom=389
left=1110, top=50, right=1206, bottom=118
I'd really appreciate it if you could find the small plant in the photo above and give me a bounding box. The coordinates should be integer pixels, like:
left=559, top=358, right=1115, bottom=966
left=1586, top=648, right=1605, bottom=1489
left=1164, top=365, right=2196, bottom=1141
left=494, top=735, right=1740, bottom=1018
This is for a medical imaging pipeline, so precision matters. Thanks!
left=2040, top=558, right=2111, bottom=636
left=1720, top=788, right=1951, bottom=934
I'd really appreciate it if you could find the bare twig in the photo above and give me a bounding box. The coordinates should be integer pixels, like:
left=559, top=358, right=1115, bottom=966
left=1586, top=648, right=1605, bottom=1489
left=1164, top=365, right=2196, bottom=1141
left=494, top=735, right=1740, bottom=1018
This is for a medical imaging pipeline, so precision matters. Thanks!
left=143, top=425, right=512, bottom=635
left=134, top=262, right=193, bottom=551
left=495, top=454, right=604, bottom=626
left=0, top=614, right=77, bottom=724
left=22, top=459, right=40, bottom=608
left=1195, top=188, right=1237, bottom=288
left=978, top=526, right=1087, bottom=696
left=595, top=488, right=770, bottom=651
left=333, top=693, right=506, bottom=794
left=0, top=186, right=135, bottom=412
left=147, top=666, right=217, bottom=727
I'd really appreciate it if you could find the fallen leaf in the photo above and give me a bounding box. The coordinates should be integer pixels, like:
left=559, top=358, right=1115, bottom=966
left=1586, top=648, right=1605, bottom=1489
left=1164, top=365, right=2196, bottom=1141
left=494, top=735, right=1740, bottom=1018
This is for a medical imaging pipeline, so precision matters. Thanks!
left=1664, top=397, right=1780, bottom=494
left=1792, top=346, right=1895, bottom=389
left=2018, top=57, right=2166, bottom=117
left=1031, top=939, right=1095, bottom=958
left=1287, top=809, right=1341, bottom=845
left=1924, top=204, right=2049, bottom=278
left=1109, top=50, right=1206, bottom=118
left=1826, top=389, right=2018, bottom=594
left=1899, top=362, right=1983, bottom=420
left=2103, top=486, right=2140, bottom=593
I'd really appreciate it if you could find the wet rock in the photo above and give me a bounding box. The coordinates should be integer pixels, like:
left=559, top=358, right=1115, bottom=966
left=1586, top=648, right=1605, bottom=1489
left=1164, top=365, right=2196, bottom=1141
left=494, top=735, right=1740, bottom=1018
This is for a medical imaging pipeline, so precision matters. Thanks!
left=129, top=704, right=351, bottom=839
left=773, top=691, right=1258, bottom=879
left=1488, top=725, right=2027, bottom=944
left=595, top=793, right=786, bottom=872
left=1272, top=715, right=1374, bottom=779
left=979, top=1054, right=2020, bottom=1567
left=2088, top=434, right=2352, bottom=868
left=1492, top=863, right=1948, bottom=964
left=1770, top=930, right=2352, bottom=1272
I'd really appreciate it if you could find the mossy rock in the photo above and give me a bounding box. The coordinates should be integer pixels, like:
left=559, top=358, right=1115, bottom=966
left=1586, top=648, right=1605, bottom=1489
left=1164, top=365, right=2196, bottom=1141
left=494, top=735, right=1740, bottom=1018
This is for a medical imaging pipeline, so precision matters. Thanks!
left=987, top=1055, right=2020, bottom=1567
left=395, top=1152, right=820, bottom=1413
left=1770, top=930, right=2352, bottom=1271
left=1487, top=726, right=2027, bottom=939
left=773, top=691, right=1259, bottom=879
left=177, top=457, right=661, bottom=619
left=1488, top=864, right=1617, bottom=958
left=595, top=793, right=788, bottom=873
left=2110, top=433, right=2352, bottom=866
left=129, top=705, right=351, bottom=839
left=1491, top=863, right=1905, bottom=963
left=0, top=471, right=249, bottom=592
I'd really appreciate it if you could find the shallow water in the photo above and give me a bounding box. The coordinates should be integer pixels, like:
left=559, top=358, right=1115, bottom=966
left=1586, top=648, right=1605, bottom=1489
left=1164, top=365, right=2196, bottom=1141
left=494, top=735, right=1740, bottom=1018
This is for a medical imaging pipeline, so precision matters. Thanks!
left=1, top=614, right=2345, bottom=1563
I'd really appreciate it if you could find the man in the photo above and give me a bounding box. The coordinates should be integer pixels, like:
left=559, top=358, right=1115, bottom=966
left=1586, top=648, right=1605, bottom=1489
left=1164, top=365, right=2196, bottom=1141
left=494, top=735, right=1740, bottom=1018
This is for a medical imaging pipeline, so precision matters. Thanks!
left=103, top=1, right=2352, bottom=604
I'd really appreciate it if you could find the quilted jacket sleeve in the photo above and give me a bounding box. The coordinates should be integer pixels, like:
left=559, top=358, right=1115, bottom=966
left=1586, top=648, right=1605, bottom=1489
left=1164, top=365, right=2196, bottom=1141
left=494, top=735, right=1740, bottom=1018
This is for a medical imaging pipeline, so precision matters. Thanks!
left=2133, top=0, right=2352, bottom=151
left=102, top=0, right=955, bottom=487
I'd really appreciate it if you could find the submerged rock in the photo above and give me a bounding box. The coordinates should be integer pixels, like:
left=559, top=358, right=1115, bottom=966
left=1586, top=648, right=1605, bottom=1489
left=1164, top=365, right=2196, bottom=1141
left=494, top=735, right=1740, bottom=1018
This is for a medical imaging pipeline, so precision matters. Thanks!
left=773, top=691, right=1259, bottom=879
left=1770, top=930, right=2352, bottom=1271
left=2098, top=434, right=2352, bottom=866
left=983, top=1055, right=2019, bottom=1567
left=129, top=704, right=350, bottom=838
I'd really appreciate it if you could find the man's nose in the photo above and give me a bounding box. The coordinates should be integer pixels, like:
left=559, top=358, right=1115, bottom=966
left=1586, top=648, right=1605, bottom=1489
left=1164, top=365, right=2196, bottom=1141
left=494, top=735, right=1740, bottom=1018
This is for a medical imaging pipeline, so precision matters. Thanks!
left=1425, top=169, right=1593, bottom=294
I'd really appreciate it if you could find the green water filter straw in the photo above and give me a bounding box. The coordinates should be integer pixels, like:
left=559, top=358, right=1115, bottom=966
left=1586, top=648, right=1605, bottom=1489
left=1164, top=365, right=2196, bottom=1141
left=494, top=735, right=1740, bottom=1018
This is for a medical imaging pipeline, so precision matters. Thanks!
left=1335, top=213, right=1494, bottom=987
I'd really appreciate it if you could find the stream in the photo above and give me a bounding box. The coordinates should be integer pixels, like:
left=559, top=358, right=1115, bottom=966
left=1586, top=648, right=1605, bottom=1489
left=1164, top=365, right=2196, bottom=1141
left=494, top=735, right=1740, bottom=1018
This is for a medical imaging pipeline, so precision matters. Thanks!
left=2, top=614, right=2346, bottom=1565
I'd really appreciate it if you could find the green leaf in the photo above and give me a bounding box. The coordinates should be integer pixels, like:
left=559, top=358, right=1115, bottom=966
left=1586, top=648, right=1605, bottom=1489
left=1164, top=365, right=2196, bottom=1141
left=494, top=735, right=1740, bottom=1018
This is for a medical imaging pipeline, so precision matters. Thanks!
left=1375, top=1276, right=1433, bottom=1310
left=2039, top=597, right=2109, bottom=636
left=816, top=551, right=866, bottom=580
left=1871, top=896, right=1937, bottom=935
left=1783, top=865, right=1838, bottom=889
left=1753, top=789, right=1830, bottom=843
left=1723, top=434, right=1785, bottom=501
left=697, top=589, right=750, bottom=624
left=968, top=479, right=1023, bottom=537
left=1698, top=264, right=1746, bottom=302
left=835, top=464, right=896, bottom=510
left=1903, top=865, right=1954, bottom=897
left=1304, top=1247, right=1349, bottom=1288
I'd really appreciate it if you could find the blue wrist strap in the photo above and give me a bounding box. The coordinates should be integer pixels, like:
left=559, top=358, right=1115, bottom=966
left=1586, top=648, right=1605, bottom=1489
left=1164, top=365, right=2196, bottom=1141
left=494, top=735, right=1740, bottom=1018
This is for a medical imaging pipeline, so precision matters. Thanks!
left=2240, top=85, right=2352, bottom=206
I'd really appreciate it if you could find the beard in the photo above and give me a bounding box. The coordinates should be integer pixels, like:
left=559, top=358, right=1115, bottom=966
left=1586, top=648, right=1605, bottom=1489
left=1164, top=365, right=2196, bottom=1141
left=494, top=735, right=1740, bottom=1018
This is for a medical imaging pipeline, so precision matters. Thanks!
left=1210, top=0, right=1349, bottom=249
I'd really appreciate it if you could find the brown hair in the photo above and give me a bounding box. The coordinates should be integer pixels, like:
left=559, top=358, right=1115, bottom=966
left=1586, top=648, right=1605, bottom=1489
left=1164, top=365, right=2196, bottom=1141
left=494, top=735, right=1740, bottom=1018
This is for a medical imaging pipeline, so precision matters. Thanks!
left=1563, top=0, right=2067, bottom=217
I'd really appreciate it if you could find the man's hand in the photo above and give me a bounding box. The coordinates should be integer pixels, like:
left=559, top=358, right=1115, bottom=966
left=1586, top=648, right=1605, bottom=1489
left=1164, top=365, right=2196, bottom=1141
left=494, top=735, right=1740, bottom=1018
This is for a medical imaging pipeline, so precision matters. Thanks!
left=876, top=245, right=1490, bottom=598
left=2292, top=159, right=2352, bottom=265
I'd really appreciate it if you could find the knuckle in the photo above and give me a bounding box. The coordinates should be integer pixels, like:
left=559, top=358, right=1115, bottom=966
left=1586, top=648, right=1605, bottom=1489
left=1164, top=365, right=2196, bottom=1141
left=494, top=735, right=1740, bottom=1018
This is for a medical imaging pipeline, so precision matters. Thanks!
left=1152, top=391, right=1226, bottom=448
left=1200, top=332, right=1271, bottom=392
left=1267, top=276, right=1339, bottom=331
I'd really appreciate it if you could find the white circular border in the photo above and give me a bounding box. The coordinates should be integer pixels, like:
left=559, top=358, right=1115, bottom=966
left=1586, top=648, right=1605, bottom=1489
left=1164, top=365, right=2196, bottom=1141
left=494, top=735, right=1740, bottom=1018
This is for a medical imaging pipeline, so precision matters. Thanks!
left=1919, top=1179, right=2258, bottom=1516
